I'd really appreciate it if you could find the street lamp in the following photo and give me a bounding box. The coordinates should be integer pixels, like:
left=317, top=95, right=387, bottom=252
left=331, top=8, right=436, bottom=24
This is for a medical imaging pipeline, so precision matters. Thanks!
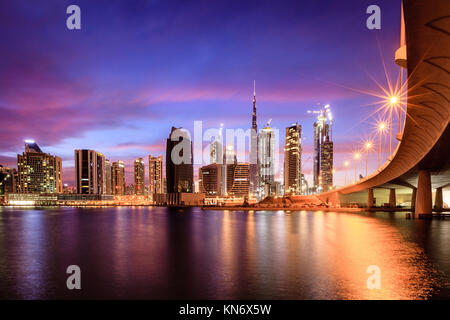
left=344, top=160, right=350, bottom=185
left=387, top=95, right=399, bottom=157
left=353, top=152, right=361, bottom=182
left=377, top=121, right=387, bottom=168
left=364, top=141, right=373, bottom=177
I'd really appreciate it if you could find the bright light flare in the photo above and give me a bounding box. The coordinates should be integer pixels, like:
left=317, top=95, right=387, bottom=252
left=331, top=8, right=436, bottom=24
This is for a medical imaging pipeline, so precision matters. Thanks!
left=389, top=96, right=399, bottom=105
left=364, top=141, right=373, bottom=150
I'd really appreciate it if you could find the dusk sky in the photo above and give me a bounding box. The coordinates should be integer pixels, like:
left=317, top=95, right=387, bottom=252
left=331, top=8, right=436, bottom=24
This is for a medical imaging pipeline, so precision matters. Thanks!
left=0, top=0, right=403, bottom=187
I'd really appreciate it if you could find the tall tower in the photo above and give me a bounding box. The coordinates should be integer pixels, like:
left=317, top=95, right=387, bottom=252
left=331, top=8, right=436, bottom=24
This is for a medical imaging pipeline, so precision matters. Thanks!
left=74, top=149, right=106, bottom=194
left=249, top=81, right=259, bottom=195
left=258, top=124, right=276, bottom=198
left=134, top=158, right=145, bottom=195
left=284, top=123, right=302, bottom=195
left=312, top=105, right=333, bottom=193
left=320, top=136, right=333, bottom=191
left=17, top=140, right=62, bottom=194
left=166, top=127, right=194, bottom=193
left=149, top=155, right=163, bottom=196
left=112, top=161, right=125, bottom=195
left=210, top=124, right=223, bottom=164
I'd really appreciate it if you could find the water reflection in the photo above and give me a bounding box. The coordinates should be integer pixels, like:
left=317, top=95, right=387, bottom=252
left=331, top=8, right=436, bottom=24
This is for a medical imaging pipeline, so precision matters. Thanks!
left=0, top=207, right=447, bottom=299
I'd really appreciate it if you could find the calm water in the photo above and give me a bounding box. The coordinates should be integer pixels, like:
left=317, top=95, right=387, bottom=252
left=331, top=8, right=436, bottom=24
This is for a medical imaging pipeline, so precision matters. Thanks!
left=0, top=206, right=449, bottom=300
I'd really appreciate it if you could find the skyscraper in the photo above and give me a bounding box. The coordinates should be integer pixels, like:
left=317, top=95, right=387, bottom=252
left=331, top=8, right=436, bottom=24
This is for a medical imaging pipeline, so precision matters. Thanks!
left=223, top=144, right=237, bottom=165
left=0, top=165, right=17, bottom=197
left=149, top=155, right=163, bottom=196
left=249, top=81, right=259, bottom=195
left=134, top=158, right=145, bottom=195
left=105, top=159, right=112, bottom=194
left=166, top=127, right=194, bottom=193
left=17, top=140, right=62, bottom=194
left=258, top=123, right=276, bottom=198
left=112, top=160, right=125, bottom=195
left=226, top=163, right=250, bottom=197
left=210, top=123, right=223, bottom=164
left=198, top=163, right=223, bottom=196
left=313, top=106, right=333, bottom=192
left=320, top=137, right=333, bottom=191
left=74, top=149, right=106, bottom=194
left=284, top=123, right=302, bottom=195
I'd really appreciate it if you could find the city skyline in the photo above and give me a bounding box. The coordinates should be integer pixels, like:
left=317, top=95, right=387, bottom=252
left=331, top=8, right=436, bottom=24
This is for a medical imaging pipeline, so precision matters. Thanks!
left=0, top=0, right=402, bottom=188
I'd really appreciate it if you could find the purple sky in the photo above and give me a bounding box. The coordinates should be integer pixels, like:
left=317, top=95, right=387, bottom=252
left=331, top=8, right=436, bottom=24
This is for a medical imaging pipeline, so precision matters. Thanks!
left=0, top=0, right=403, bottom=187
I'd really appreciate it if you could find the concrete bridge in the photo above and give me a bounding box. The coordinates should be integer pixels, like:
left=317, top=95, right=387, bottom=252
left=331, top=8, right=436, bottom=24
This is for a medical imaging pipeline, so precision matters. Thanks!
left=318, top=0, right=450, bottom=216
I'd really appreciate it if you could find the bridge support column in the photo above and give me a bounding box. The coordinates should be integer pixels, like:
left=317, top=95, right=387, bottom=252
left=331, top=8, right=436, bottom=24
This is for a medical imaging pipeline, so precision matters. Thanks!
left=367, top=188, right=374, bottom=207
left=411, top=188, right=417, bottom=210
left=435, top=187, right=443, bottom=211
left=389, top=189, right=396, bottom=208
left=415, top=170, right=432, bottom=215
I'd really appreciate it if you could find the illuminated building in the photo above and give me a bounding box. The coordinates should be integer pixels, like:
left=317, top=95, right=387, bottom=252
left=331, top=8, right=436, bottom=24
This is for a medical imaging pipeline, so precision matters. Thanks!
left=210, top=123, right=223, bottom=164
left=125, top=184, right=135, bottom=195
left=223, top=144, right=237, bottom=165
left=74, top=149, right=106, bottom=194
left=17, top=140, right=62, bottom=194
left=112, top=160, right=125, bottom=195
left=249, top=81, right=259, bottom=195
left=258, top=124, right=276, bottom=197
left=134, top=158, right=145, bottom=195
left=312, top=105, right=333, bottom=192
left=149, top=155, right=163, bottom=196
left=320, top=137, right=333, bottom=191
left=284, top=123, right=302, bottom=195
left=166, top=127, right=194, bottom=193
left=105, top=159, right=112, bottom=194
left=0, top=165, right=17, bottom=198
left=199, top=163, right=223, bottom=196
left=226, top=163, right=250, bottom=197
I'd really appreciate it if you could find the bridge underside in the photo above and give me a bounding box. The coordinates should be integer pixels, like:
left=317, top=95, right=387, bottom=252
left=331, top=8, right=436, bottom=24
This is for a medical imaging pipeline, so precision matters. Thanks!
left=318, top=0, right=450, bottom=215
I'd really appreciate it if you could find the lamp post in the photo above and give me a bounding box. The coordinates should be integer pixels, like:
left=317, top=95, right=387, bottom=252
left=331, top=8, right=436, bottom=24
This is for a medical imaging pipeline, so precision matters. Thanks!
left=377, top=121, right=387, bottom=168
left=354, top=152, right=361, bottom=182
left=344, top=161, right=349, bottom=185
left=388, top=96, right=398, bottom=157
left=364, top=141, right=373, bottom=177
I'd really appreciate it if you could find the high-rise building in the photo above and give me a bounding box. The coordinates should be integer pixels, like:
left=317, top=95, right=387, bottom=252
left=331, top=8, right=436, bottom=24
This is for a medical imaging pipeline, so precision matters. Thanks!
left=226, top=163, right=250, bottom=197
left=166, top=127, right=194, bottom=193
left=258, top=124, right=276, bottom=197
left=249, top=81, right=259, bottom=195
left=105, top=159, right=112, bottom=194
left=223, top=144, right=237, bottom=165
left=210, top=124, right=223, bottom=164
left=112, top=160, right=125, bottom=195
left=320, top=137, right=333, bottom=191
left=0, top=165, right=17, bottom=197
left=17, top=140, right=62, bottom=194
left=284, top=123, right=302, bottom=195
left=134, top=158, right=145, bottom=195
left=74, top=150, right=106, bottom=194
left=199, top=163, right=223, bottom=196
left=149, top=155, right=163, bottom=196
left=313, top=106, right=334, bottom=192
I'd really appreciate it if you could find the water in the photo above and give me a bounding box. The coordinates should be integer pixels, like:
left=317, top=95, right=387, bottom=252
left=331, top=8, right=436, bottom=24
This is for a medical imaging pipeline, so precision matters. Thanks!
left=0, top=206, right=449, bottom=300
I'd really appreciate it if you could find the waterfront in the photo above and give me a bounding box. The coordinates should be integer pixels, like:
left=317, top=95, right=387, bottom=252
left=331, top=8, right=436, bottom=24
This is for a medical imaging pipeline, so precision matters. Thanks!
left=0, top=207, right=449, bottom=299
